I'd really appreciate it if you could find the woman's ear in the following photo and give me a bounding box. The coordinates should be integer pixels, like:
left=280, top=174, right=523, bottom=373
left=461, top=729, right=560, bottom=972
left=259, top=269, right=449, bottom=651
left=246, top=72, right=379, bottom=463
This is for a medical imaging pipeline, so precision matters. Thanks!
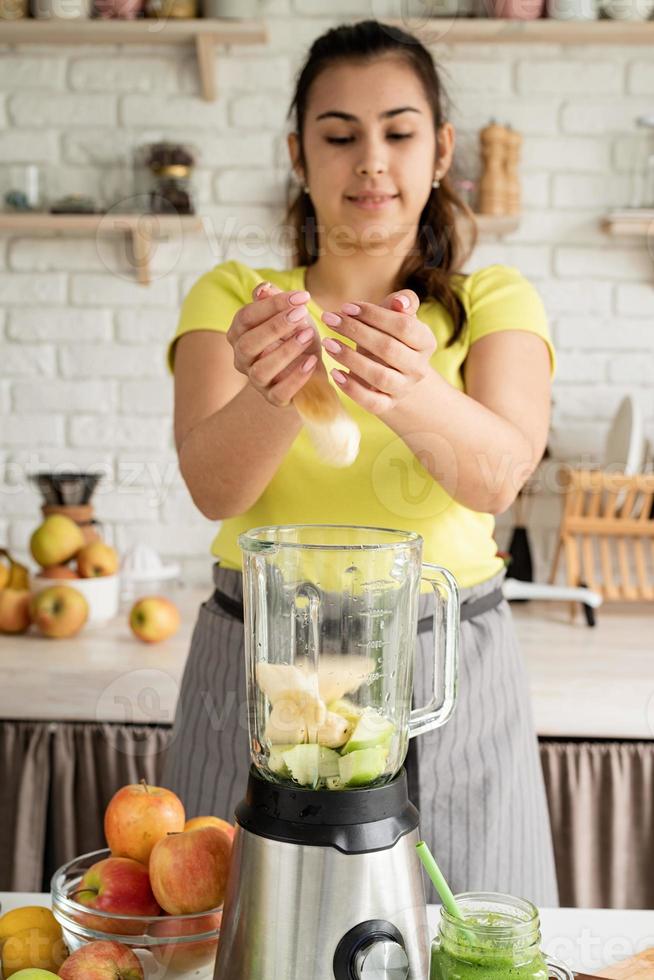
left=287, top=131, right=304, bottom=184
left=436, top=122, right=456, bottom=178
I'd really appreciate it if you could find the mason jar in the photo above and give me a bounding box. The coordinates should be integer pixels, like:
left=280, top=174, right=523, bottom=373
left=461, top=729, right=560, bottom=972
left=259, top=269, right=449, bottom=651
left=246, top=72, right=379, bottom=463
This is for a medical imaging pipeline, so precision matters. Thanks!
left=430, top=893, right=574, bottom=980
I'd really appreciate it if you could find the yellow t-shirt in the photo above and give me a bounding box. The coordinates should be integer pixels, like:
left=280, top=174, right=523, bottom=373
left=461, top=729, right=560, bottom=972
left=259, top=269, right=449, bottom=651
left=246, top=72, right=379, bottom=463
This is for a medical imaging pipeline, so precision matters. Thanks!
left=168, top=260, right=555, bottom=588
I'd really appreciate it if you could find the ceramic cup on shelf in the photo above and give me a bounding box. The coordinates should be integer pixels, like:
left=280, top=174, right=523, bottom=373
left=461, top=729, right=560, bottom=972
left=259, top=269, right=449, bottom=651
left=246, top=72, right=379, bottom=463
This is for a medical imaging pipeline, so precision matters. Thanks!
left=546, top=0, right=599, bottom=18
left=485, top=0, right=546, bottom=17
left=203, top=0, right=258, bottom=15
left=31, top=0, right=90, bottom=17
left=600, top=0, right=654, bottom=18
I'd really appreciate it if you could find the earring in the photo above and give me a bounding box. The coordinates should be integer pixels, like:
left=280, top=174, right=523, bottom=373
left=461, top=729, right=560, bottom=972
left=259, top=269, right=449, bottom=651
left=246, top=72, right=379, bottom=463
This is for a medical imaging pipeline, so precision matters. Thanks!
left=432, top=175, right=441, bottom=189
left=304, top=185, right=310, bottom=195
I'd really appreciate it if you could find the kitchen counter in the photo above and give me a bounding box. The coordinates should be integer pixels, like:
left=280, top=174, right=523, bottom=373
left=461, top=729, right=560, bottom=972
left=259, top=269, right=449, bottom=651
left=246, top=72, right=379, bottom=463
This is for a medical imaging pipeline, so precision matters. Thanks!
left=2, top=590, right=652, bottom=907
left=1, top=892, right=653, bottom=975
left=0, top=588, right=651, bottom=739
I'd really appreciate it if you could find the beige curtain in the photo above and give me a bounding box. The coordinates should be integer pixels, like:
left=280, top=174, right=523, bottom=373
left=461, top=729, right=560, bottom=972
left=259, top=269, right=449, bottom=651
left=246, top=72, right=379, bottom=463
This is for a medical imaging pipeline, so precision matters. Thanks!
left=0, top=721, right=170, bottom=892
left=541, top=740, right=654, bottom=909
left=1, top=723, right=652, bottom=907
left=0, top=722, right=51, bottom=892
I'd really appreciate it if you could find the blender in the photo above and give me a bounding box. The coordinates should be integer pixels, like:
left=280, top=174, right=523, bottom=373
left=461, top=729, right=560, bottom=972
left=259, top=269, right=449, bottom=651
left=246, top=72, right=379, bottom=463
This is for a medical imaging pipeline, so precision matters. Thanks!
left=214, top=525, right=460, bottom=980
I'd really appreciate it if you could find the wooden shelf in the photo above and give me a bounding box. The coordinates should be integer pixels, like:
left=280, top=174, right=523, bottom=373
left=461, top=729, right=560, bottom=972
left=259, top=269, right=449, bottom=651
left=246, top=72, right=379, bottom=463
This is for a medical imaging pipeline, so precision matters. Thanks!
left=0, top=212, right=203, bottom=285
left=385, top=17, right=654, bottom=44
left=0, top=210, right=517, bottom=283
left=602, top=209, right=654, bottom=237
left=3, top=17, right=653, bottom=50
left=1, top=19, right=268, bottom=101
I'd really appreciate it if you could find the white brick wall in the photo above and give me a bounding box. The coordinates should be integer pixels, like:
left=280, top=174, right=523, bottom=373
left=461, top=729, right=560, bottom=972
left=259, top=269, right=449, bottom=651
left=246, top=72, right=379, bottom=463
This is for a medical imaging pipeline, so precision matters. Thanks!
left=1, top=9, right=653, bottom=584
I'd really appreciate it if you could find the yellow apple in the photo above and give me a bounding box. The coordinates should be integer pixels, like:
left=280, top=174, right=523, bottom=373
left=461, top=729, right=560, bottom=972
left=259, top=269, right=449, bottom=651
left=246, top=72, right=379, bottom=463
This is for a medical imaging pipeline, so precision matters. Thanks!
left=0, top=590, right=32, bottom=635
left=129, top=597, right=180, bottom=644
left=76, top=541, right=119, bottom=578
left=30, top=515, right=85, bottom=568
left=30, top=586, right=88, bottom=639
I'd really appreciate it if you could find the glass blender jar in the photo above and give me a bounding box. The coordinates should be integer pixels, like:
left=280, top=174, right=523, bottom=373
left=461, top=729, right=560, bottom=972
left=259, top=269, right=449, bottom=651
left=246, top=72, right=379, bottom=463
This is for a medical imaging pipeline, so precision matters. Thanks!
left=240, top=524, right=459, bottom=792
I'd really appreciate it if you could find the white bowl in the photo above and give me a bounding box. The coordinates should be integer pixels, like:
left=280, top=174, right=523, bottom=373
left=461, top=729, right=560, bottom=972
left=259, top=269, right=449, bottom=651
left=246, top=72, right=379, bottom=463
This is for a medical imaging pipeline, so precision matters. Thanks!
left=33, top=573, right=121, bottom=625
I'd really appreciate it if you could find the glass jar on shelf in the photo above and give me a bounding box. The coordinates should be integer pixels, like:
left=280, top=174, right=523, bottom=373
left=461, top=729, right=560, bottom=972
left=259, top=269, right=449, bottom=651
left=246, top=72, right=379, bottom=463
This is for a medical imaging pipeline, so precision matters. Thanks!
left=628, top=114, right=654, bottom=210
left=138, top=142, right=197, bottom=216
left=4, top=165, right=45, bottom=212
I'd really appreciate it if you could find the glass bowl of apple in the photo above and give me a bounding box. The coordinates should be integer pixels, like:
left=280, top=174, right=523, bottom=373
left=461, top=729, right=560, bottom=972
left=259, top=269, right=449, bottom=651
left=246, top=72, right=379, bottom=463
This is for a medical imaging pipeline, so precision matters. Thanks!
left=51, top=848, right=222, bottom=979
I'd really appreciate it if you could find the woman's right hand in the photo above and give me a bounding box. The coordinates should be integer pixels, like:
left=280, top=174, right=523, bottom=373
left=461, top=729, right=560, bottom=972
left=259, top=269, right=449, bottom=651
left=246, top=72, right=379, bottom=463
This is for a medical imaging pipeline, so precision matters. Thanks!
left=226, top=282, right=321, bottom=408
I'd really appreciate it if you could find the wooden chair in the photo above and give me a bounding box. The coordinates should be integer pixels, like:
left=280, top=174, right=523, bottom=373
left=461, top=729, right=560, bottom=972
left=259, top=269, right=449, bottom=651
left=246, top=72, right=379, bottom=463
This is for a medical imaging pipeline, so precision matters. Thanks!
left=550, top=469, right=654, bottom=613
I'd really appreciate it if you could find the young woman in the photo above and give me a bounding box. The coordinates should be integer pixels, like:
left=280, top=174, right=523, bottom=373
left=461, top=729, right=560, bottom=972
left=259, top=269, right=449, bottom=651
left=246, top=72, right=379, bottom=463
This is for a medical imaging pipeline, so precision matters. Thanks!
left=163, top=20, right=558, bottom=905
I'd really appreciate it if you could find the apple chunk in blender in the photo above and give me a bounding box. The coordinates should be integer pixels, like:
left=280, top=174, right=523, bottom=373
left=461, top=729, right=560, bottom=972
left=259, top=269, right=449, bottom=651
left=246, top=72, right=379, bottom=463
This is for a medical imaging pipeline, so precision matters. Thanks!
left=256, top=656, right=396, bottom=789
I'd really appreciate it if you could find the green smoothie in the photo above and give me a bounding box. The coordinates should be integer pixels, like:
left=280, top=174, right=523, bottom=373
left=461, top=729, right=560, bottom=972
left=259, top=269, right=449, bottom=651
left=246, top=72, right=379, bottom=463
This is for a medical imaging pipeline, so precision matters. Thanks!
left=430, top=902, right=551, bottom=980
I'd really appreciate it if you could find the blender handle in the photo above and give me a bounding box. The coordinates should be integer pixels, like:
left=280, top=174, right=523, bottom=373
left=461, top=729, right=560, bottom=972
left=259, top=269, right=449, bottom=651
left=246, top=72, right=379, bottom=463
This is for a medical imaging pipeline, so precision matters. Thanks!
left=408, top=562, right=460, bottom=740
left=545, top=958, right=575, bottom=979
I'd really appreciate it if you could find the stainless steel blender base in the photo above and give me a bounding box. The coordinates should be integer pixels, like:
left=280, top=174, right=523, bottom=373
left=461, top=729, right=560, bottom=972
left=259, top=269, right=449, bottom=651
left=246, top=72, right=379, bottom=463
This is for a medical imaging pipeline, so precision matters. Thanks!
left=214, top=824, right=430, bottom=980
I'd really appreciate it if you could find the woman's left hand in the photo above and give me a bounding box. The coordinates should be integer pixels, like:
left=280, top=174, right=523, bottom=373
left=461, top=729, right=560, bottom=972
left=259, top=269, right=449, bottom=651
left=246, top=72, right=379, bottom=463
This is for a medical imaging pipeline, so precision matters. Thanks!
left=320, top=290, right=437, bottom=415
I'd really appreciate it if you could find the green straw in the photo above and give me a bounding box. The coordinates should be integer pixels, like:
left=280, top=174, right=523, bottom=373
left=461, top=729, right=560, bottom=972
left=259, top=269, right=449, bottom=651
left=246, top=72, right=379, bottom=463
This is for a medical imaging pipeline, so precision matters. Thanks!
left=416, top=841, right=466, bottom=922
left=416, top=841, right=478, bottom=949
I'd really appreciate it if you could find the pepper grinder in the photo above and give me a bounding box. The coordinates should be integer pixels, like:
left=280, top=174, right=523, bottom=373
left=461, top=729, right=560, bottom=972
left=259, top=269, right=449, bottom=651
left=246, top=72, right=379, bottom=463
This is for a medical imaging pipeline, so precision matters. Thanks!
left=478, top=121, right=509, bottom=216
left=504, top=126, right=523, bottom=216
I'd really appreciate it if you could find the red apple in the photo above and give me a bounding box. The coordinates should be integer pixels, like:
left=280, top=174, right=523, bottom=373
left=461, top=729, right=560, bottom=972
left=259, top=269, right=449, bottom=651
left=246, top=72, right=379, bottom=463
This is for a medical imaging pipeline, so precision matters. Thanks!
left=72, top=856, right=160, bottom=936
left=105, top=780, right=186, bottom=867
left=129, top=596, right=180, bottom=644
left=184, top=816, right=236, bottom=843
left=149, top=827, right=232, bottom=915
left=30, top=585, right=88, bottom=639
left=150, top=910, right=222, bottom=971
left=58, top=940, right=144, bottom=980
left=0, top=589, right=32, bottom=634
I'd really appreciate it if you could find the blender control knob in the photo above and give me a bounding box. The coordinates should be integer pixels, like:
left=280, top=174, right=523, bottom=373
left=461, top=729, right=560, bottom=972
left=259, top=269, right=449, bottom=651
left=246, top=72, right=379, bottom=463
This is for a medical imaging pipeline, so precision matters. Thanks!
left=354, top=939, right=409, bottom=979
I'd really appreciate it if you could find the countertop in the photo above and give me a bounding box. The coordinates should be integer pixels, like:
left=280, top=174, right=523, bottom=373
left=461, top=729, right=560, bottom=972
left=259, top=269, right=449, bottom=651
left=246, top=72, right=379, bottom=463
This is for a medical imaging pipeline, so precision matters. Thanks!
left=1, top=892, right=653, bottom=975
left=1, top=588, right=652, bottom=739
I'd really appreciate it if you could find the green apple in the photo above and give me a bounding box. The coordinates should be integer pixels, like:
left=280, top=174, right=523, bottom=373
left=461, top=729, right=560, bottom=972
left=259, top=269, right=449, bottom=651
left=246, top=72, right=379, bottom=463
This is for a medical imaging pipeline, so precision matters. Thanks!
left=8, top=972, right=61, bottom=979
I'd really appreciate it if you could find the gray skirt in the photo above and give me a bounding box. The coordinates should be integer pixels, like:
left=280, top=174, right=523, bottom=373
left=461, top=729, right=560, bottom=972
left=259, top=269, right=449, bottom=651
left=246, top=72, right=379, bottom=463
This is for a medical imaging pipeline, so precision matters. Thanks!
left=162, top=564, right=559, bottom=907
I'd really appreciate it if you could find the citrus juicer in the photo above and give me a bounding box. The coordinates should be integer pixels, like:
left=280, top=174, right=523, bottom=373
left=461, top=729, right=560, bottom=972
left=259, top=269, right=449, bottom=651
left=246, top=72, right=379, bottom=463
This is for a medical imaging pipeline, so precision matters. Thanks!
left=214, top=525, right=460, bottom=980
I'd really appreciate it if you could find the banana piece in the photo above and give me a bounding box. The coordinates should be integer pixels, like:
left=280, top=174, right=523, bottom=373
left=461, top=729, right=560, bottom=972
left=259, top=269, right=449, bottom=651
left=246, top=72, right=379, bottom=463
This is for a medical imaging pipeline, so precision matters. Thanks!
left=299, top=655, right=375, bottom=705
left=316, top=711, right=353, bottom=749
left=265, top=702, right=308, bottom=745
left=257, top=663, right=327, bottom=745
left=257, top=659, right=373, bottom=749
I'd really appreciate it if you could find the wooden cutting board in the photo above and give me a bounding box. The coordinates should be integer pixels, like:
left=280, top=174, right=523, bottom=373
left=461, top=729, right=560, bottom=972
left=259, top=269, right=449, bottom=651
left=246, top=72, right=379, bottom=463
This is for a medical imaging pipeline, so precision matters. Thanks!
left=595, top=948, right=654, bottom=978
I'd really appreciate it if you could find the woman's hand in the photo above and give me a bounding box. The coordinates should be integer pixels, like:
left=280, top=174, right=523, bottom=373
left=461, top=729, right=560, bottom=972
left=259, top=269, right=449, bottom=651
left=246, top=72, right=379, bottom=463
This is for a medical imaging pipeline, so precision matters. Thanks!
left=226, top=282, right=321, bottom=408
left=320, top=290, right=437, bottom=415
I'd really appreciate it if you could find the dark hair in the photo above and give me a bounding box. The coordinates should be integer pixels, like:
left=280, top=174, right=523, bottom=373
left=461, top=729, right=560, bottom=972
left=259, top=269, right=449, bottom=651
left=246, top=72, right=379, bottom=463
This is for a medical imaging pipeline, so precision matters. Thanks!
left=285, top=19, right=477, bottom=346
